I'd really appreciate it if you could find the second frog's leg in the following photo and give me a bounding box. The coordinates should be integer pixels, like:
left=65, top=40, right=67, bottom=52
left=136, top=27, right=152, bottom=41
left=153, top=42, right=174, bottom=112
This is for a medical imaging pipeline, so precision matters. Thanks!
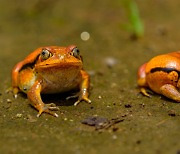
left=139, top=87, right=151, bottom=97
left=74, top=70, right=91, bottom=106
left=137, top=63, right=151, bottom=97
left=27, top=80, right=59, bottom=117
left=160, top=84, right=180, bottom=102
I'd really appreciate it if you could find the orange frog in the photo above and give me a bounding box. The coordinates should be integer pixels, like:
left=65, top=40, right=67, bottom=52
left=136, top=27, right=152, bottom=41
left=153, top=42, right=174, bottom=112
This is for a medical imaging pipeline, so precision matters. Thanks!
left=12, top=45, right=91, bottom=117
left=137, top=51, right=180, bottom=103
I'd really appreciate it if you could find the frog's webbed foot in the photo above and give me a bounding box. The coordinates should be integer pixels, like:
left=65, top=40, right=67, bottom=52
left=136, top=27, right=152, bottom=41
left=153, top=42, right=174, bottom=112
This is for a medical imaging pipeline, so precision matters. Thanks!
left=37, top=103, right=59, bottom=117
left=66, top=92, right=91, bottom=106
left=74, top=95, right=91, bottom=106
left=140, top=87, right=151, bottom=97
left=6, top=87, right=19, bottom=98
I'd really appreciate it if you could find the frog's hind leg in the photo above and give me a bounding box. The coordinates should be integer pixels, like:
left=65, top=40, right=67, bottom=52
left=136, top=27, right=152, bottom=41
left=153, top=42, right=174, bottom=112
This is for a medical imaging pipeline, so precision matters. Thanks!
left=160, top=84, right=180, bottom=102
left=137, top=63, right=151, bottom=97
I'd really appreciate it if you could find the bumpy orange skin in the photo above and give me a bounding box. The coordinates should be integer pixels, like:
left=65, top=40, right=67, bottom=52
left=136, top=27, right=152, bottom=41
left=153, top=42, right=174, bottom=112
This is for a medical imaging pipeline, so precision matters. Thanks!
left=12, top=45, right=91, bottom=117
left=137, top=51, right=180, bottom=102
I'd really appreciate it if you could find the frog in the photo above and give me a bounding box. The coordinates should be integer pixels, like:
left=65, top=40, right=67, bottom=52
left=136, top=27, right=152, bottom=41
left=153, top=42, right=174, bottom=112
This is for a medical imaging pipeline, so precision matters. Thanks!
left=137, top=51, right=180, bottom=103
left=11, top=45, right=91, bottom=117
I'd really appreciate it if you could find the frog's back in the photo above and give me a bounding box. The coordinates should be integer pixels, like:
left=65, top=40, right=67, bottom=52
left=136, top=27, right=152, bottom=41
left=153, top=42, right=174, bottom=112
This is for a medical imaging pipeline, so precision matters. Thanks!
left=145, top=52, right=180, bottom=93
left=146, top=52, right=180, bottom=73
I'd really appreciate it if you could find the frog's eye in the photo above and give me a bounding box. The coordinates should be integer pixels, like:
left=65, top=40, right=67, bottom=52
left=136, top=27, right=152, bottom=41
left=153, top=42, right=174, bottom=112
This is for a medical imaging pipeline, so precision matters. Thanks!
left=40, top=49, right=52, bottom=60
left=71, top=48, right=80, bottom=58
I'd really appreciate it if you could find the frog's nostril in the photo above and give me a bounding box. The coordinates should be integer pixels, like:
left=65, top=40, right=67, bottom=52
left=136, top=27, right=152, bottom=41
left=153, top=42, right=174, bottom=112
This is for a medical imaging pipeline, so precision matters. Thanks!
left=59, top=54, right=65, bottom=60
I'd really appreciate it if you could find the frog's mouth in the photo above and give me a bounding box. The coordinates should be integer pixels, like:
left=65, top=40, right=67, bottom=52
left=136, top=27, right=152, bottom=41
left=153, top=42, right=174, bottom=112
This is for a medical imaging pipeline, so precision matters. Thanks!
left=35, top=61, right=82, bottom=69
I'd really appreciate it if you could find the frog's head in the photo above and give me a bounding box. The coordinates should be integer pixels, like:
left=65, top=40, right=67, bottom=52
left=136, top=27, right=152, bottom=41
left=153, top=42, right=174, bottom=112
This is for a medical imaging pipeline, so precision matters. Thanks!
left=35, top=45, right=83, bottom=71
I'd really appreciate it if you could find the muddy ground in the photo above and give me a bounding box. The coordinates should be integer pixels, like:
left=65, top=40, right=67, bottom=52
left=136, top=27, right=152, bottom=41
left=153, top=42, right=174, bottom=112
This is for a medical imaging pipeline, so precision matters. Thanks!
left=0, top=0, right=179, bottom=154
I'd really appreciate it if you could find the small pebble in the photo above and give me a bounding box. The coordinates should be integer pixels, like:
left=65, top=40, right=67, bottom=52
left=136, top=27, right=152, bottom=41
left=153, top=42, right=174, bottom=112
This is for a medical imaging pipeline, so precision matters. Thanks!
left=90, top=106, right=94, bottom=109
left=124, top=104, right=132, bottom=108
left=112, top=127, right=119, bottom=132
left=147, top=112, right=152, bottom=116
left=111, top=83, right=117, bottom=88
left=81, top=116, right=108, bottom=126
left=16, top=113, right=23, bottom=118
left=98, top=95, right=102, bottom=99
left=139, top=103, right=145, bottom=108
left=168, top=110, right=176, bottom=117
left=104, top=57, right=118, bottom=68
left=136, top=140, right=141, bottom=144
left=121, top=113, right=127, bottom=117
left=6, top=99, right=12, bottom=103
left=112, top=135, right=117, bottom=140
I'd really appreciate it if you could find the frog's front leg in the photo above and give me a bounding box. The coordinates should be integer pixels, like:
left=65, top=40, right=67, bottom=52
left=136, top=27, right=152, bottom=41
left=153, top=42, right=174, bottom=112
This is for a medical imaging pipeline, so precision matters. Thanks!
left=160, top=84, right=180, bottom=102
left=74, top=70, right=91, bottom=106
left=27, top=80, right=59, bottom=117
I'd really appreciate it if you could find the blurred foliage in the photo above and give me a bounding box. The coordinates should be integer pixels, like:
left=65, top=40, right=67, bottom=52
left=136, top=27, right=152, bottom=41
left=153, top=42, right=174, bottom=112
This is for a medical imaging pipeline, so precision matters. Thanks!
left=121, top=0, right=144, bottom=39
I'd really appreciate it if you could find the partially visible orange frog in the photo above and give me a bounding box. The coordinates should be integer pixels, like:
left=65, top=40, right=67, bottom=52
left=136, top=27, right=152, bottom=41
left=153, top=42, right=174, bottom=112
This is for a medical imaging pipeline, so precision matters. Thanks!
left=12, top=45, right=91, bottom=117
left=137, top=51, right=180, bottom=102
